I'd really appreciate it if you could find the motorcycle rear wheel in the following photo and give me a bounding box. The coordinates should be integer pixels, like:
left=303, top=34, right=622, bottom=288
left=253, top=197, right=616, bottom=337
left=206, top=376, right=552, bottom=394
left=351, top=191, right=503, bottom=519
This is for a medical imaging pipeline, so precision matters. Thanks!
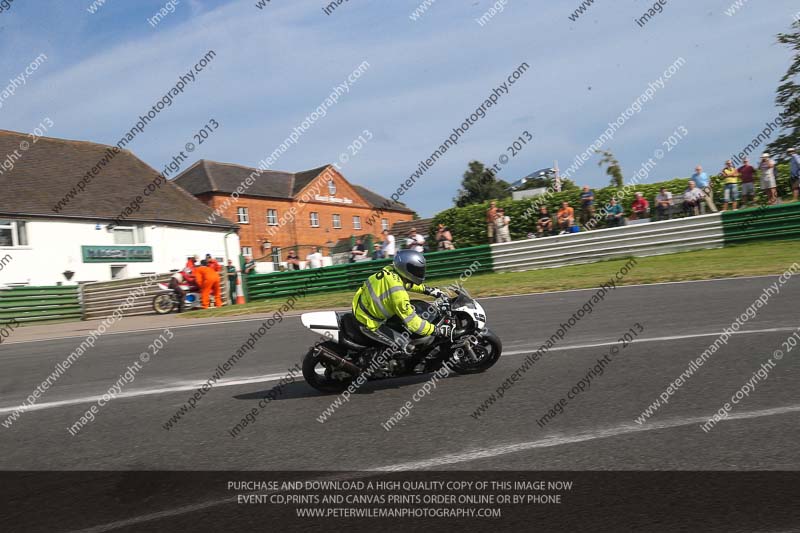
left=302, top=342, right=355, bottom=394
left=152, top=294, right=175, bottom=315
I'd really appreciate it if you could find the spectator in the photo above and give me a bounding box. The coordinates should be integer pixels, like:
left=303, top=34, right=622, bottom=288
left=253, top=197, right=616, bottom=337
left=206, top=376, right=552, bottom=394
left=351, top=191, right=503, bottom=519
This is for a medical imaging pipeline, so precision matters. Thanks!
left=579, top=185, right=595, bottom=227
left=535, top=206, right=553, bottom=237
left=286, top=249, right=301, bottom=270
left=226, top=260, right=237, bottom=304
left=486, top=201, right=498, bottom=243
left=691, top=165, right=718, bottom=212
left=683, top=181, right=704, bottom=216
left=494, top=208, right=512, bottom=243
left=738, top=157, right=756, bottom=206
left=557, top=201, right=574, bottom=233
left=350, top=238, right=368, bottom=262
left=605, top=198, right=624, bottom=227
left=406, top=228, right=425, bottom=252
left=789, top=148, right=800, bottom=202
left=630, top=192, right=650, bottom=220
left=243, top=255, right=256, bottom=276
left=381, top=229, right=396, bottom=258
left=721, top=160, right=740, bottom=211
left=759, top=153, right=778, bottom=205
left=371, top=243, right=384, bottom=260
left=436, top=224, right=454, bottom=250
left=306, top=247, right=324, bottom=268
left=655, top=187, right=673, bottom=220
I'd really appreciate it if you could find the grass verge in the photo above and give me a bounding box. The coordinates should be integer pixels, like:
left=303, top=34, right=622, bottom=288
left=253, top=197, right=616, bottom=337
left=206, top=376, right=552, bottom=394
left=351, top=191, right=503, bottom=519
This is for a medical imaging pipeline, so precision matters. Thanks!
left=181, top=239, right=799, bottom=319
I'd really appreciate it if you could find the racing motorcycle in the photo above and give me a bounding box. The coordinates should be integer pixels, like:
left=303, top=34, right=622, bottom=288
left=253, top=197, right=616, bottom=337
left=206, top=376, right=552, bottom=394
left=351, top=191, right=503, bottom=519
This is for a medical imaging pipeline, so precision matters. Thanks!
left=152, top=282, right=202, bottom=314
left=300, top=288, right=502, bottom=393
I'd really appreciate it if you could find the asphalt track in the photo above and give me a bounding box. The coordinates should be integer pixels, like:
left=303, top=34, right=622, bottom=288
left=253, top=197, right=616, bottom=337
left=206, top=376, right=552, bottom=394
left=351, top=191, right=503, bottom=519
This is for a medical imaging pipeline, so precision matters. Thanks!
left=1, top=275, right=799, bottom=531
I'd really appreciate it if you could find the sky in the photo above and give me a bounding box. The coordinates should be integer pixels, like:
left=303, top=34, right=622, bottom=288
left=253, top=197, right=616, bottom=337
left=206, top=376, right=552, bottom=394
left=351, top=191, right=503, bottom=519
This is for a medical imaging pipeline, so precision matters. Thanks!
left=1, top=0, right=798, bottom=217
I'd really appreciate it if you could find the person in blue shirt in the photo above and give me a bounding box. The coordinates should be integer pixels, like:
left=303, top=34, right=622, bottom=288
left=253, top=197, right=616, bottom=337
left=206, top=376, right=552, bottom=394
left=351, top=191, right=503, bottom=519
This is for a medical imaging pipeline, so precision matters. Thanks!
left=690, top=165, right=717, bottom=213
left=604, top=198, right=624, bottom=227
left=580, top=185, right=595, bottom=228
left=789, top=148, right=800, bottom=202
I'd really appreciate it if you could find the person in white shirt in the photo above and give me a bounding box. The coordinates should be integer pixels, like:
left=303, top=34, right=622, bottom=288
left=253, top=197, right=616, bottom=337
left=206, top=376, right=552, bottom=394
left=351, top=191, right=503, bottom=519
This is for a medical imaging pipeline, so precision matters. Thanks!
left=406, top=228, right=425, bottom=253
left=683, top=181, right=705, bottom=216
left=655, top=187, right=673, bottom=220
left=306, top=247, right=324, bottom=268
left=381, top=230, right=396, bottom=257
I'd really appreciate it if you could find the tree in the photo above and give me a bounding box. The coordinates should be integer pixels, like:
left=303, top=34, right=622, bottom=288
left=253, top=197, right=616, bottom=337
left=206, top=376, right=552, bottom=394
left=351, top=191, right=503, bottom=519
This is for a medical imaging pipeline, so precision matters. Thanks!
left=597, top=150, right=624, bottom=188
left=767, top=19, right=800, bottom=156
left=453, top=161, right=511, bottom=207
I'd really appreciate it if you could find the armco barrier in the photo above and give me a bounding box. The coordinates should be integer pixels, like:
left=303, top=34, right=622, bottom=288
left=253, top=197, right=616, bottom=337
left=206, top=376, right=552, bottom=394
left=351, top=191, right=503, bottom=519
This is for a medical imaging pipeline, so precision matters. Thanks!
left=245, top=246, right=494, bottom=300
left=81, top=274, right=171, bottom=320
left=0, top=286, right=82, bottom=324
left=721, top=202, right=800, bottom=244
left=490, top=213, right=725, bottom=272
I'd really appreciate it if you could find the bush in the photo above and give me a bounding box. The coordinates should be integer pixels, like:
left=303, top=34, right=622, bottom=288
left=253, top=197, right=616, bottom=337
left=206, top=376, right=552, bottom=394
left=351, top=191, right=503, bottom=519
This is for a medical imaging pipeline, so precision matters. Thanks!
left=430, top=164, right=792, bottom=247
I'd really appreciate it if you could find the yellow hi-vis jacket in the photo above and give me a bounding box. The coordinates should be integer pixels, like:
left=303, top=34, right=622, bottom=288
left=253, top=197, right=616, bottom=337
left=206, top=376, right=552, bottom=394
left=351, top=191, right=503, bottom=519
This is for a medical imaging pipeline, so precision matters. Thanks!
left=352, top=265, right=435, bottom=336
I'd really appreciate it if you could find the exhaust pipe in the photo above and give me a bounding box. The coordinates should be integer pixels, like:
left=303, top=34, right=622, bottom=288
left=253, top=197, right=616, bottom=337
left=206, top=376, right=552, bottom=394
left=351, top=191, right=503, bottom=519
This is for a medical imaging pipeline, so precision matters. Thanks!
left=317, top=345, right=361, bottom=376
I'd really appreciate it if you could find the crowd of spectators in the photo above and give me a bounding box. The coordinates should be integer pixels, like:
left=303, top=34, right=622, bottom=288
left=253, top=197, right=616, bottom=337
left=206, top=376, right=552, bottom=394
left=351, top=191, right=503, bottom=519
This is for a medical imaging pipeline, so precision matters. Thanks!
left=488, top=148, right=800, bottom=242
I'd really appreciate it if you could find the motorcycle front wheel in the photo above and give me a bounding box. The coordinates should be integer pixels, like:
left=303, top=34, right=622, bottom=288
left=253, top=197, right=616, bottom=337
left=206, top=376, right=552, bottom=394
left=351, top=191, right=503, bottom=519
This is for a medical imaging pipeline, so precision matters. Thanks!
left=152, top=293, right=175, bottom=315
left=302, top=342, right=355, bottom=394
left=451, top=329, right=502, bottom=374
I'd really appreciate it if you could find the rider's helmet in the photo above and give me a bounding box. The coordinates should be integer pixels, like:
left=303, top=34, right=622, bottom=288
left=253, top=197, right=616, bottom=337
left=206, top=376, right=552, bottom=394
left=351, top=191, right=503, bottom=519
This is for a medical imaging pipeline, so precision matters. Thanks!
left=393, top=249, right=426, bottom=285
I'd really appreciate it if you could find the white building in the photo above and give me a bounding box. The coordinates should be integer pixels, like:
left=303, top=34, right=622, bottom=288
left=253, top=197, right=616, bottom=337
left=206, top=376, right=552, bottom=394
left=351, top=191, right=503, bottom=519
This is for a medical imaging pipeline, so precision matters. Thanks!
left=0, top=129, right=239, bottom=286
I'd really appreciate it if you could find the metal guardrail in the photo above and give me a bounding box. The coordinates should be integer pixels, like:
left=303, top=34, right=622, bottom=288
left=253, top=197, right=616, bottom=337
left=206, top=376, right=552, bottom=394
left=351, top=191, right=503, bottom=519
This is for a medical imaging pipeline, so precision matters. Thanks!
left=80, top=274, right=171, bottom=320
left=245, top=246, right=494, bottom=300
left=0, top=285, right=82, bottom=324
left=490, top=214, right=725, bottom=272
left=721, top=202, right=800, bottom=244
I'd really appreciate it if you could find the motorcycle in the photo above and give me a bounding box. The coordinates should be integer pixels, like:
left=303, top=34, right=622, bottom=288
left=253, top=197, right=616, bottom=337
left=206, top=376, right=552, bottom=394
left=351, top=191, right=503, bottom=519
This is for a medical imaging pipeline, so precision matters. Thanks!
left=152, top=282, right=202, bottom=314
left=300, top=288, right=502, bottom=393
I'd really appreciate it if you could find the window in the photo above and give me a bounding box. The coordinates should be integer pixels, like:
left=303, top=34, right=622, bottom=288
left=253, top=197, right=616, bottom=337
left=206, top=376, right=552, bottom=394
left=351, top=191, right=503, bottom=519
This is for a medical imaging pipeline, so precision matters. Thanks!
left=0, top=220, right=28, bottom=247
left=271, top=247, right=282, bottom=269
left=332, top=214, right=342, bottom=229
left=353, top=216, right=361, bottom=230
left=237, top=207, right=249, bottom=224
left=381, top=218, right=389, bottom=231
left=111, top=226, right=139, bottom=245
left=267, top=209, right=278, bottom=226
left=241, top=246, right=253, bottom=257
left=110, top=265, right=128, bottom=280
left=328, top=179, right=337, bottom=196
left=310, top=212, right=320, bottom=227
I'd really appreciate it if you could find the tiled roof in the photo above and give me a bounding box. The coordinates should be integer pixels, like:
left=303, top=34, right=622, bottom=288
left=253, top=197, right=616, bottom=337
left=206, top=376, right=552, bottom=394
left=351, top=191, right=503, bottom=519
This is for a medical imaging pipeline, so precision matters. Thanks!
left=0, top=130, right=236, bottom=229
left=175, top=160, right=415, bottom=214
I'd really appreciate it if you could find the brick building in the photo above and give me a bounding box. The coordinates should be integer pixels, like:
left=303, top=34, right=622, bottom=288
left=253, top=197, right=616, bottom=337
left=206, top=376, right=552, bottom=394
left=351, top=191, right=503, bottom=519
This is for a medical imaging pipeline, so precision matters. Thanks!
left=175, top=160, right=415, bottom=264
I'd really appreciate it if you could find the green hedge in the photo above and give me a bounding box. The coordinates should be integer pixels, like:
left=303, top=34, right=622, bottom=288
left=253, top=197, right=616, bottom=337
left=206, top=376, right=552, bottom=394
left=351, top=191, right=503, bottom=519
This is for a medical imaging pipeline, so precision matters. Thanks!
left=431, top=164, right=793, bottom=247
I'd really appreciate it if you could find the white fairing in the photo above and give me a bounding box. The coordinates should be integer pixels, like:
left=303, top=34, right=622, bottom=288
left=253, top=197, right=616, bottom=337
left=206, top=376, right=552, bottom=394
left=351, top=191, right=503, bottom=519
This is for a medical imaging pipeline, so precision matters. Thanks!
left=301, top=311, right=341, bottom=342
left=454, top=300, right=487, bottom=331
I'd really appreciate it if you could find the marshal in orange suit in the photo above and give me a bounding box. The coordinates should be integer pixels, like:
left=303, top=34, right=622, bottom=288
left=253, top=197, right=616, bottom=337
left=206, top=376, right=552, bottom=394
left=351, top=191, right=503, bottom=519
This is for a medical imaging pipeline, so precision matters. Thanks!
left=194, top=263, right=223, bottom=309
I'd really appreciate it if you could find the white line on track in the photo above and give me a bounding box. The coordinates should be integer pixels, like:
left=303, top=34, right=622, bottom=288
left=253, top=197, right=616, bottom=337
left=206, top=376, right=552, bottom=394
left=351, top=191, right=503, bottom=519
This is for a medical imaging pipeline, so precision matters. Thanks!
left=71, top=402, right=800, bottom=533
left=374, top=403, right=800, bottom=471
left=5, top=273, right=783, bottom=346
left=1, top=325, right=794, bottom=416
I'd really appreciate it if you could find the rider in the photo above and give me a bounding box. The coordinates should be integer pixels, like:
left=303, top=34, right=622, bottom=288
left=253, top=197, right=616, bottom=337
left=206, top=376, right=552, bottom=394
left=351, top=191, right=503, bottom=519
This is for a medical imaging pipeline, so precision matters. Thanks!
left=352, top=249, right=448, bottom=352
left=168, top=270, right=187, bottom=312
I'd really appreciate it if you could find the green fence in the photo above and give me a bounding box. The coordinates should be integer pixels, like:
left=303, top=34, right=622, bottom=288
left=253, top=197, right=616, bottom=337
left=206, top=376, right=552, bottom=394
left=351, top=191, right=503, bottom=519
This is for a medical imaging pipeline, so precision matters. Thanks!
left=721, top=201, right=800, bottom=245
left=245, top=245, right=494, bottom=300
left=0, top=286, right=82, bottom=324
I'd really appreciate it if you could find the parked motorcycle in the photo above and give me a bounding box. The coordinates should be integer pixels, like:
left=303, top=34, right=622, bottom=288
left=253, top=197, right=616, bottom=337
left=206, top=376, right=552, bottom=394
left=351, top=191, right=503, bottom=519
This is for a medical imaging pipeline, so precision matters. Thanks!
left=152, top=282, right=202, bottom=314
left=300, top=288, right=502, bottom=393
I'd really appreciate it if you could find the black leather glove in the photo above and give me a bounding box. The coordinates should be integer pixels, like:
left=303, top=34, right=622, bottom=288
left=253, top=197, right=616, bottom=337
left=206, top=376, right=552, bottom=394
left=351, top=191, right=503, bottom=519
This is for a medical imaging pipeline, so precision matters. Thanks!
left=425, top=287, right=446, bottom=299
